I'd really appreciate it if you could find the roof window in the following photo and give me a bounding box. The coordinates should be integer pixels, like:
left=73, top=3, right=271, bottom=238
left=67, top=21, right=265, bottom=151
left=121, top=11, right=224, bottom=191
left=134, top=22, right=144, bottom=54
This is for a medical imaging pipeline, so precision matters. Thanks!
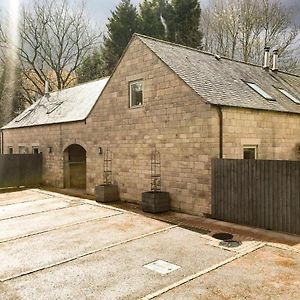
left=278, top=88, right=300, bottom=105
left=15, top=109, right=34, bottom=122
left=47, top=102, right=63, bottom=114
left=245, top=82, right=274, bottom=100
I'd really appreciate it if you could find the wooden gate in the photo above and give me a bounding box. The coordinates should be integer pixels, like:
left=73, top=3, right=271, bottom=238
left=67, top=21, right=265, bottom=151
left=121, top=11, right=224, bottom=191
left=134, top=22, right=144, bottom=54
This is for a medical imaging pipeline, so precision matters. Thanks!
left=0, top=154, right=42, bottom=188
left=212, top=159, right=300, bottom=235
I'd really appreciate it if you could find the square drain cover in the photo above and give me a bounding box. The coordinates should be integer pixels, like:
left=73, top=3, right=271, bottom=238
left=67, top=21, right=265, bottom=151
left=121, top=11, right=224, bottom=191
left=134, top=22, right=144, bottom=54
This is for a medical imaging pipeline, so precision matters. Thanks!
left=144, top=260, right=181, bottom=275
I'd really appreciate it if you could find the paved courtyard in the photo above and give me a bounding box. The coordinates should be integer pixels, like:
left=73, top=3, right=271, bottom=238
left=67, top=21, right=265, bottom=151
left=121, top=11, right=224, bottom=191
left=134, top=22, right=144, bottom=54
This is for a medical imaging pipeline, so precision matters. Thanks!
left=0, top=189, right=299, bottom=299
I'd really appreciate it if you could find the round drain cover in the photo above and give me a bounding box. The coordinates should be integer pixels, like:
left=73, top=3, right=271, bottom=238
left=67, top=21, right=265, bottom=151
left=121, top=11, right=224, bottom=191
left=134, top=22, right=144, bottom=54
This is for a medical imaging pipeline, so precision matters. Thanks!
left=219, top=240, right=242, bottom=248
left=212, top=232, right=233, bottom=240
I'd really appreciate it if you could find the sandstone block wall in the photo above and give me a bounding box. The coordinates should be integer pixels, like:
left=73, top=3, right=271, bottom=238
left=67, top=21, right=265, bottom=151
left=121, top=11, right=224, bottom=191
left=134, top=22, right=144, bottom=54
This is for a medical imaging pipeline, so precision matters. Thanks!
left=220, top=107, right=300, bottom=160
left=2, top=37, right=300, bottom=216
left=2, top=37, right=219, bottom=215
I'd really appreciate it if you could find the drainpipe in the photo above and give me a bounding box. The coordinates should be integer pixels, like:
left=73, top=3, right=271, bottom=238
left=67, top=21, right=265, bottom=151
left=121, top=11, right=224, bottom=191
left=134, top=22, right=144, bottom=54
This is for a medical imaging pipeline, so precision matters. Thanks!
left=217, top=106, right=223, bottom=159
left=0, top=130, right=3, bottom=154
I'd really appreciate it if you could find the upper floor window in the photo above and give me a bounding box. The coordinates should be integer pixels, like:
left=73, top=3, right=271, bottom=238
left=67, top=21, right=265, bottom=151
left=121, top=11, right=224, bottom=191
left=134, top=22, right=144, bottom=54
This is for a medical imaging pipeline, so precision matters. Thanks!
left=129, top=80, right=143, bottom=107
left=245, top=82, right=274, bottom=101
left=278, top=88, right=300, bottom=105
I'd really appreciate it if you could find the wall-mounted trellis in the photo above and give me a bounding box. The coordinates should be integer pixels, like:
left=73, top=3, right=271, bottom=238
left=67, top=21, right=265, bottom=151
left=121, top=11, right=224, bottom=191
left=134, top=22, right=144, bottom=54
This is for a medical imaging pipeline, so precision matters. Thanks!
left=103, top=149, right=112, bottom=185
left=151, top=150, right=161, bottom=192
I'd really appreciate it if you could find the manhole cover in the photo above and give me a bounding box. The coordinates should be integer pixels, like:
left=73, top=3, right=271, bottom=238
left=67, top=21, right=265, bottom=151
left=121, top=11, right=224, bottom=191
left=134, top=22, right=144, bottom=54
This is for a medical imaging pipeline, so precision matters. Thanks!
left=212, top=232, right=233, bottom=240
left=219, top=240, right=242, bottom=248
left=144, top=260, right=181, bottom=275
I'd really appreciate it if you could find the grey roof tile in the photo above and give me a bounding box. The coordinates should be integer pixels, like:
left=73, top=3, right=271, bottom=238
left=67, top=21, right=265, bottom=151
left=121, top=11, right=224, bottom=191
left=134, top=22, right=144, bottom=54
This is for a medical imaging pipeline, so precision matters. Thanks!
left=2, top=77, right=109, bottom=129
left=138, top=35, right=300, bottom=114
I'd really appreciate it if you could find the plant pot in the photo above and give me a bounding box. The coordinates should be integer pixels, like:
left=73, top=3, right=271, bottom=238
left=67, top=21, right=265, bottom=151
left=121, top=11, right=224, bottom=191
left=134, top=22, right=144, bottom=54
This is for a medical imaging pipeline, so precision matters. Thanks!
left=142, top=191, right=170, bottom=213
left=95, top=184, right=119, bottom=203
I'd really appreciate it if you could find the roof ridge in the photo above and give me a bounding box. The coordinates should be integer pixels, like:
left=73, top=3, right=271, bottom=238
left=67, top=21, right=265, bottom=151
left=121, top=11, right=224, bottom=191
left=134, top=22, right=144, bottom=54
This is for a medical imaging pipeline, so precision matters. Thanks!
left=134, top=33, right=300, bottom=78
left=44, top=76, right=110, bottom=97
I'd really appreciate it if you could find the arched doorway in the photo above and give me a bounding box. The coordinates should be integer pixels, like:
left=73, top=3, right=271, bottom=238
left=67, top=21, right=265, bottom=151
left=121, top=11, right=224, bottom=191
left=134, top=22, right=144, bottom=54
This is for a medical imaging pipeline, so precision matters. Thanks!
left=63, top=144, right=86, bottom=190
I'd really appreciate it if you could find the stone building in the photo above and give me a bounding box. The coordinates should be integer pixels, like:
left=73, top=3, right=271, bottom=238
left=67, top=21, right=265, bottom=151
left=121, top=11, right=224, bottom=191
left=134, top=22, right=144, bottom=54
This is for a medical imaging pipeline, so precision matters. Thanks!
left=1, top=34, right=300, bottom=215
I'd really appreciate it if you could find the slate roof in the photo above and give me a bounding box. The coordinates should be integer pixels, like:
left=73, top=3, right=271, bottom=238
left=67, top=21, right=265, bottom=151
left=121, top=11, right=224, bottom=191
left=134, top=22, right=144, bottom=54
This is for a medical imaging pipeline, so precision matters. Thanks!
left=2, top=77, right=109, bottom=129
left=138, top=35, right=300, bottom=114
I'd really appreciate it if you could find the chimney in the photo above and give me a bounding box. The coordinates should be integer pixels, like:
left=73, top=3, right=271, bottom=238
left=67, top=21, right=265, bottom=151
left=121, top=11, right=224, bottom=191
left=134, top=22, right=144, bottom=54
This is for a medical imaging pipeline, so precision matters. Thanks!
left=272, top=49, right=278, bottom=72
left=263, top=46, right=270, bottom=70
left=44, top=80, right=50, bottom=96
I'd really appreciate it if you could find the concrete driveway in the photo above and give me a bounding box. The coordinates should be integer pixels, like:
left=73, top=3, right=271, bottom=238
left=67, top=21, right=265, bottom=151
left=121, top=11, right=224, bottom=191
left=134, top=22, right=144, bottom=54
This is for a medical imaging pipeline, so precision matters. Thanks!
left=0, top=189, right=299, bottom=299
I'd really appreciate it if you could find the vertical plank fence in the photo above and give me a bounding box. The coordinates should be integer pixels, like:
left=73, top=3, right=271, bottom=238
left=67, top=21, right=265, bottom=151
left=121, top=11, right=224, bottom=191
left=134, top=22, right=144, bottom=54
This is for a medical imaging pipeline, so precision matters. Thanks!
left=0, top=154, right=42, bottom=188
left=212, top=159, right=300, bottom=235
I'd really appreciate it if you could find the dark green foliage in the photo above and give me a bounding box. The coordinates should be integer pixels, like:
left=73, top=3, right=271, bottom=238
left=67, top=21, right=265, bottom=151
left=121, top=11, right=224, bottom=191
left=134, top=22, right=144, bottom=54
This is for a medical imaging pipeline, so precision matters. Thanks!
left=78, top=0, right=203, bottom=80
left=139, top=0, right=166, bottom=40
left=76, top=49, right=107, bottom=83
left=101, top=0, right=140, bottom=75
left=169, top=0, right=202, bottom=48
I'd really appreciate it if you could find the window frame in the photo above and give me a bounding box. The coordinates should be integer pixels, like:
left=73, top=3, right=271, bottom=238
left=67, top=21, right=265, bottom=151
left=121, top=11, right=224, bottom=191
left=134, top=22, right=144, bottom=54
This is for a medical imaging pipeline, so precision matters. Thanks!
left=243, top=145, right=258, bottom=160
left=15, top=109, right=34, bottom=122
left=243, top=80, right=274, bottom=101
left=129, top=80, right=144, bottom=108
left=8, top=146, right=13, bottom=155
left=277, top=88, right=300, bottom=105
left=47, top=102, right=63, bottom=114
left=32, top=146, right=39, bottom=154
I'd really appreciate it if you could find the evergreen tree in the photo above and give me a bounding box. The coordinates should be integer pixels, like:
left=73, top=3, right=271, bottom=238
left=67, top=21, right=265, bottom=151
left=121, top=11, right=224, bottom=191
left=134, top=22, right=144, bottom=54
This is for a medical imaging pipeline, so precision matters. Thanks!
left=102, top=0, right=140, bottom=74
left=76, top=49, right=107, bottom=84
left=168, top=0, right=202, bottom=48
left=139, top=0, right=166, bottom=40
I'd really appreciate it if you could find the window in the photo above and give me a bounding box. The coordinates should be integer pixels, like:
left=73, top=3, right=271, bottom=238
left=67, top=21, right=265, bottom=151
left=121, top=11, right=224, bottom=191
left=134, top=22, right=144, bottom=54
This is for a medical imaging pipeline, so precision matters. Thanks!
left=47, top=102, right=63, bottom=114
left=245, top=82, right=274, bottom=100
left=278, top=88, right=300, bottom=105
left=8, top=147, right=13, bottom=155
left=19, top=146, right=28, bottom=154
left=243, top=146, right=257, bottom=159
left=32, top=146, right=39, bottom=154
left=129, top=80, right=143, bottom=107
left=15, top=109, right=34, bottom=122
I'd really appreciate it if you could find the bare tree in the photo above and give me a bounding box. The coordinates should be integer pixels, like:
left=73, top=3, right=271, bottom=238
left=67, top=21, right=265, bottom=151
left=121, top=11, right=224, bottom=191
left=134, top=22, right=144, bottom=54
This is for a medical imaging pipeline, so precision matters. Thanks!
left=201, top=0, right=299, bottom=71
left=0, top=0, right=101, bottom=105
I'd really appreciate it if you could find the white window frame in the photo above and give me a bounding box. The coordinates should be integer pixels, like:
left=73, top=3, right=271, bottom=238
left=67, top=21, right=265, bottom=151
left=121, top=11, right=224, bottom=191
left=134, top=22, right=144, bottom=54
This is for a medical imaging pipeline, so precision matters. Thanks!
left=243, top=145, right=258, bottom=159
left=278, top=88, right=300, bottom=105
left=129, top=80, right=144, bottom=108
left=244, top=81, right=274, bottom=100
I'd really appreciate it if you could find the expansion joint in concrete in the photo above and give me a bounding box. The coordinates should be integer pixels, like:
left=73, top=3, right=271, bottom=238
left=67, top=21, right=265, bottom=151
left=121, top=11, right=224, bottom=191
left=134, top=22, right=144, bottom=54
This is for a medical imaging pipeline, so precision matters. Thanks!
left=141, top=242, right=266, bottom=300
left=0, top=224, right=178, bottom=283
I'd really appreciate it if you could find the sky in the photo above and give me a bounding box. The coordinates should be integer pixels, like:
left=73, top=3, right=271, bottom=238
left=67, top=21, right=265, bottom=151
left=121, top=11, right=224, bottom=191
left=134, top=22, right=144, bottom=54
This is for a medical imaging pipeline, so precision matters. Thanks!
left=0, top=0, right=299, bottom=29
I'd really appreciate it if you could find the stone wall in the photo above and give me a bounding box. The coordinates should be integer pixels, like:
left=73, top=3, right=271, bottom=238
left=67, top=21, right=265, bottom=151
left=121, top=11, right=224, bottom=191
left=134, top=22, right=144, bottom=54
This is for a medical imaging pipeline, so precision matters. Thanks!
left=221, top=107, right=300, bottom=160
left=1, top=37, right=219, bottom=215
left=2, top=36, right=300, bottom=216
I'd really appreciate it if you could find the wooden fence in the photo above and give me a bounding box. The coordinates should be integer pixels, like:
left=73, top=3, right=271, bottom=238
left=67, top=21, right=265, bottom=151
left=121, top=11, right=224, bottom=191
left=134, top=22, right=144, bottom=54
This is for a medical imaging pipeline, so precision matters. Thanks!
left=0, top=154, right=42, bottom=188
left=212, top=159, right=300, bottom=235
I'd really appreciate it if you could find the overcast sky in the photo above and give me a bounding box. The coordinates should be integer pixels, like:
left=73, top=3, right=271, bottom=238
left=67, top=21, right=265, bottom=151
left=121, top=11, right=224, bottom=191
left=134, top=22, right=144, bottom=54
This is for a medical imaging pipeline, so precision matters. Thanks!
left=0, top=0, right=299, bottom=29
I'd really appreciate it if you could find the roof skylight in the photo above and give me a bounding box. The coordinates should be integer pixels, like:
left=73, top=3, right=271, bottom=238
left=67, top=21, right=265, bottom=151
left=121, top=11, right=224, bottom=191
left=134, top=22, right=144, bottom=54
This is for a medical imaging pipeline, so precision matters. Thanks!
left=245, top=82, right=274, bottom=100
left=15, top=109, right=34, bottom=122
left=278, top=88, right=300, bottom=105
left=47, top=102, right=63, bottom=114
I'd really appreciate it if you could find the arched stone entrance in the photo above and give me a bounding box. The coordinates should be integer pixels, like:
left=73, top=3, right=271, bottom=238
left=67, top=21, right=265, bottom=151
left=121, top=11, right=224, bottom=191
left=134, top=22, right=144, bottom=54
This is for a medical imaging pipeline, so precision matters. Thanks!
left=63, top=144, right=86, bottom=190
